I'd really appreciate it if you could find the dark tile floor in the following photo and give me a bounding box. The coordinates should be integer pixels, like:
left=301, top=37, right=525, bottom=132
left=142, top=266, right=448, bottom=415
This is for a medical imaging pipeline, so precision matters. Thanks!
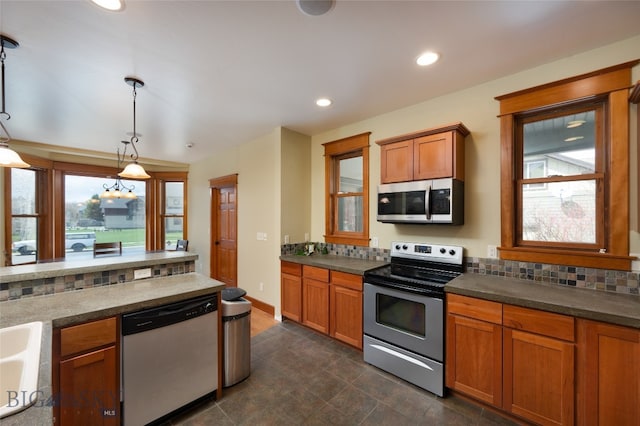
left=170, top=321, right=518, bottom=425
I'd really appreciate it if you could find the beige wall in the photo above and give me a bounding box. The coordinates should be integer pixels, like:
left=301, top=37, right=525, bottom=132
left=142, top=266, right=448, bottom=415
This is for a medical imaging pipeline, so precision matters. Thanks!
left=188, top=128, right=283, bottom=313
left=310, top=35, right=640, bottom=261
left=187, top=34, right=639, bottom=318
left=281, top=128, right=312, bottom=245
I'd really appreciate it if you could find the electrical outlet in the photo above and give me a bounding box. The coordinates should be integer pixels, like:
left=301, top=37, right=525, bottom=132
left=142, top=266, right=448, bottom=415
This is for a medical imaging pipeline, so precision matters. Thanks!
left=284, top=235, right=290, bottom=244
left=259, top=282, right=264, bottom=291
left=371, top=237, right=379, bottom=248
left=134, top=268, right=152, bottom=280
left=304, top=233, right=309, bottom=242
left=487, top=245, right=498, bottom=259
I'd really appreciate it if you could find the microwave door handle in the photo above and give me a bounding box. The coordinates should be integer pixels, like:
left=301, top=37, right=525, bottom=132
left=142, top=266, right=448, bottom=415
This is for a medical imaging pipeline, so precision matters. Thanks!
left=425, top=185, right=431, bottom=220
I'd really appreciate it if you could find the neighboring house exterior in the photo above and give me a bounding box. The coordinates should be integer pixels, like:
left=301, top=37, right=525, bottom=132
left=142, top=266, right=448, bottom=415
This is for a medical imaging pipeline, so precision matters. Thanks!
left=100, top=198, right=145, bottom=230
left=522, top=154, right=596, bottom=243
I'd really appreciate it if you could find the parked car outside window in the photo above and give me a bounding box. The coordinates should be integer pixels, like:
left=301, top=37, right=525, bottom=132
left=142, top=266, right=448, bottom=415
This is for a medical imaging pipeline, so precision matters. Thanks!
left=12, top=233, right=96, bottom=255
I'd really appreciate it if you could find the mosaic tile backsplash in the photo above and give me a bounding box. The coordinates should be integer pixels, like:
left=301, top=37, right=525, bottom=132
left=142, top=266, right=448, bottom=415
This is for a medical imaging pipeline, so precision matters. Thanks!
left=282, top=243, right=639, bottom=296
left=0, top=260, right=196, bottom=301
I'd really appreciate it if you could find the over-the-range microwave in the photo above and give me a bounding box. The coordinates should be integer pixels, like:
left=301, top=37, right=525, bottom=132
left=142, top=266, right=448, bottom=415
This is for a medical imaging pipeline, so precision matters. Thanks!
left=377, top=178, right=464, bottom=225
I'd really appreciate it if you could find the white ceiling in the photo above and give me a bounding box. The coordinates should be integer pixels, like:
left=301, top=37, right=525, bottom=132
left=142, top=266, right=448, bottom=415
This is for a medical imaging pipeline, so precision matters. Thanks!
left=1, top=0, right=639, bottom=165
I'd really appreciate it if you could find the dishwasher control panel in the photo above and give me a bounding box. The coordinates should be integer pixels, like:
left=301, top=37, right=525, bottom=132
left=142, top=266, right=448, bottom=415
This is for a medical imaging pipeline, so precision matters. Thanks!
left=122, top=293, right=218, bottom=335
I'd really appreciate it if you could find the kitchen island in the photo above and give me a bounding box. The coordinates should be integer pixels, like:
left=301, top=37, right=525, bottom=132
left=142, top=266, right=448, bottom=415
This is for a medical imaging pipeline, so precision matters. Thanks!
left=0, top=252, right=224, bottom=425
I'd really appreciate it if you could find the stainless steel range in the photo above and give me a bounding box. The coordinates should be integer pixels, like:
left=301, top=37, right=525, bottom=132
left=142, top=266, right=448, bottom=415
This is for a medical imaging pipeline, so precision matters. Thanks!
left=363, top=241, right=463, bottom=397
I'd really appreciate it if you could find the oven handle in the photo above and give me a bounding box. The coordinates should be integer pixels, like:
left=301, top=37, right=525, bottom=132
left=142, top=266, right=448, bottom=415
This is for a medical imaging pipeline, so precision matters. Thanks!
left=370, top=344, right=434, bottom=371
left=425, top=185, right=431, bottom=221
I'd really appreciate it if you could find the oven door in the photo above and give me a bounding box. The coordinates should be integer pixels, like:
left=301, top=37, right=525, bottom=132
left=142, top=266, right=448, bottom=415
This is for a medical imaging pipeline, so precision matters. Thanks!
left=363, top=283, right=443, bottom=361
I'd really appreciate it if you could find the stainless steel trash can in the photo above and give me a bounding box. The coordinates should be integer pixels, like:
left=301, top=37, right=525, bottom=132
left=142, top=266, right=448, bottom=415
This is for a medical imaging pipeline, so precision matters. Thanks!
left=221, top=292, right=251, bottom=387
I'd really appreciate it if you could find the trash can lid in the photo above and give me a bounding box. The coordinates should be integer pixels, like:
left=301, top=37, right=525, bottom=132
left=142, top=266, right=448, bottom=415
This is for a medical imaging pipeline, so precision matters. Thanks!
left=222, top=287, right=247, bottom=301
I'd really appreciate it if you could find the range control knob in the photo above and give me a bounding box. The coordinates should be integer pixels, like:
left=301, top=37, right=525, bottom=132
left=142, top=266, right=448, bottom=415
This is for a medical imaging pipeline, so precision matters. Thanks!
left=402, top=244, right=408, bottom=250
left=204, top=302, right=213, bottom=313
left=449, top=249, right=456, bottom=256
left=395, top=244, right=401, bottom=250
left=440, top=248, right=446, bottom=254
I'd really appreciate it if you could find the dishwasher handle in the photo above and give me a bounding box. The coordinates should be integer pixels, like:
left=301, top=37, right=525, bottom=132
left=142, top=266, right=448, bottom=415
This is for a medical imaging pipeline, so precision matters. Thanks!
left=122, top=293, right=218, bottom=336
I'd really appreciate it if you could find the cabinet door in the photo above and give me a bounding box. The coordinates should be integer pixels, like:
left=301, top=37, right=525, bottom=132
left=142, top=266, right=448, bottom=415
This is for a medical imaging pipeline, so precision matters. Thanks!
left=413, top=132, right=453, bottom=180
left=380, top=140, right=414, bottom=183
left=446, top=314, right=502, bottom=406
left=302, top=278, right=329, bottom=334
left=59, top=346, right=119, bottom=426
left=330, top=284, right=362, bottom=349
left=281, top=272, right=302, bottom=322
left=577, top=320, right=639, bottom=426
left=503, top=329, right=574, bottom=426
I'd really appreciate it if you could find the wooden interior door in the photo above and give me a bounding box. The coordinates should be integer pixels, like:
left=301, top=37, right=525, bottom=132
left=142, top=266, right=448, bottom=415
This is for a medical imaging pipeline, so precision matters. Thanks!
left=210, top=174, right=238, bottom=287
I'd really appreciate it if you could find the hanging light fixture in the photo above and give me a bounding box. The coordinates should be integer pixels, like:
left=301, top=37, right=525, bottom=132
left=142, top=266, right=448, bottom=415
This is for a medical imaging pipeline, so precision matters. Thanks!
left=0, top=34, right=30, bottom=168
left=118, top=77, right=150, bottom=179
left=100, top=140, right=139, bottom=199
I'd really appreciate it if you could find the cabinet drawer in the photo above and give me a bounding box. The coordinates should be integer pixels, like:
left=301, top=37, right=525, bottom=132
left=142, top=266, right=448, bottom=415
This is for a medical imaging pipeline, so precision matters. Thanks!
left=447, top=294, right=502, bottom=325
left=281, top=261, right=302, bottom=276
left=60, top=317, right=117, bottom=358
left=503, top=304, right=574, bottom=342
left=331, top=271, right=362, bottom=291
left=303, top=265, right=329, bottom=282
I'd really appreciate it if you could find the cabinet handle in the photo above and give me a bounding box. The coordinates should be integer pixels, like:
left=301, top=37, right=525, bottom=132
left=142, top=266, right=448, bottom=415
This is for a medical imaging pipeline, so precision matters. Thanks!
left=371, top=344, right=433, bottom=371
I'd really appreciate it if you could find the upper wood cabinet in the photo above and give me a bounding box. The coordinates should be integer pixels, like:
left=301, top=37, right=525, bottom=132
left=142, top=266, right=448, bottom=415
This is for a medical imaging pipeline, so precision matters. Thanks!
left=377, top=122, right=469, bottom=183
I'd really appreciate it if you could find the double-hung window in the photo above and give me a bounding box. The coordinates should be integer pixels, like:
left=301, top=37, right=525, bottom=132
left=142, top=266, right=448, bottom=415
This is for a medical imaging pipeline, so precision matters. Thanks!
left=497, top=61, right=636, bottom=270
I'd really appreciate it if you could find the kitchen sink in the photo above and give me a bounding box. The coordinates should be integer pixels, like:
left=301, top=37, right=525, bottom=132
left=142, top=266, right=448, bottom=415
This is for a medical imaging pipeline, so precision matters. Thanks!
left=0, top=321, right=43, bottom=418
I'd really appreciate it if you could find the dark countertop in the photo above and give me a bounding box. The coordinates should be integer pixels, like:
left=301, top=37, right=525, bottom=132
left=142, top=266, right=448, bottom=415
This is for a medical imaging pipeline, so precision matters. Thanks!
left=446, top=273, right=640, bottom=329
left=0, top=272, right=225, bottom=425
left=279, top=254, right=388, bottom=275
left=0, top=251, right=198, bottom=284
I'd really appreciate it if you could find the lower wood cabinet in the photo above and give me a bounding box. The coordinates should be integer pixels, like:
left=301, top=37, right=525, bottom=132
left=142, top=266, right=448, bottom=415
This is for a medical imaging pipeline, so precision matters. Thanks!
left=281, top=261, right=363, bottom=349
left=503, top=304, right=575, bottom=426
left=446, top=313, right=502, bottom=406
left=447, top=294, right=575, bottom=426
left=577, top=319, right=639, bottom=426
left=302, top=265, right=330, bottom=334
left=330, top=271, right=363, bottom=349
left=54, top=316, right=119, bottom=426
left=281, top=261, right=302, bottom=322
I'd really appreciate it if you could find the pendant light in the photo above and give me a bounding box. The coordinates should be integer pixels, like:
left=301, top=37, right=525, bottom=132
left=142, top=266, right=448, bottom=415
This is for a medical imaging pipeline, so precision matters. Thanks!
left=118, top=77, right=150, bottom=179
left=0, top=34, right=30, bottom=168
left=100, top=140, right=138, bottom=199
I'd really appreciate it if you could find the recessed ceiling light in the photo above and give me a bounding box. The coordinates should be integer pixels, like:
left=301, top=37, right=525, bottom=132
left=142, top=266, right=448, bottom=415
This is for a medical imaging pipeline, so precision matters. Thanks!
left=566, top=120, right=586, bottom=128
left=316, top=98, right=332, bottom=107
left=416, top=51, right=440, bottom=67
left=90, top=0, right=123, bottom=11
left=564, top=136, right=584, bottom=142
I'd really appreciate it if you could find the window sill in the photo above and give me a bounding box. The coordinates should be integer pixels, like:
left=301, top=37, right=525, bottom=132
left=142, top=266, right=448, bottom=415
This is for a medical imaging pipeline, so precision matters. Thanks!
left=499, top=247, right=634, bottom=271
left=324, top=235, right=370, bottom=247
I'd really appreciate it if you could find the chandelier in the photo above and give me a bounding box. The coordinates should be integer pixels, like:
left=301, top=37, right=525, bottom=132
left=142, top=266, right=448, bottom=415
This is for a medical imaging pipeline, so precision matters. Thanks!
left=118, top=77, right=150, bottom=179
left=0, top=34, right=30, bottom=168
left=100, top=140, right=138, bottom=199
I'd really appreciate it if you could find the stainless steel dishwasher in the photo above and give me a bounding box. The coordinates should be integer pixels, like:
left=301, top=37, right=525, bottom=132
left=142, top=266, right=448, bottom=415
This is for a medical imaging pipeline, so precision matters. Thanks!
left=121, top=293, right=218, bottom=426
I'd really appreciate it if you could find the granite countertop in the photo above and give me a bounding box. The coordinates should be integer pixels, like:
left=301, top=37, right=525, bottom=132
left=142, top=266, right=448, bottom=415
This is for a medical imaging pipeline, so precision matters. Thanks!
left=279, top=254, right=388, bottom=275
left=0, top=251, right=198, bottom=284
left=446, top=273, right=640, bottom=329
left=0, top=272, right=225, bottom=425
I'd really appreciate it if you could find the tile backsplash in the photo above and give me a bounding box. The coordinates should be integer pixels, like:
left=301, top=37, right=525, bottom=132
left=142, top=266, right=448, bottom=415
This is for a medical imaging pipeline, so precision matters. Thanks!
left=0, top=260, right=196, bottom=301
left=282, top=243, right=639, bottom=296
